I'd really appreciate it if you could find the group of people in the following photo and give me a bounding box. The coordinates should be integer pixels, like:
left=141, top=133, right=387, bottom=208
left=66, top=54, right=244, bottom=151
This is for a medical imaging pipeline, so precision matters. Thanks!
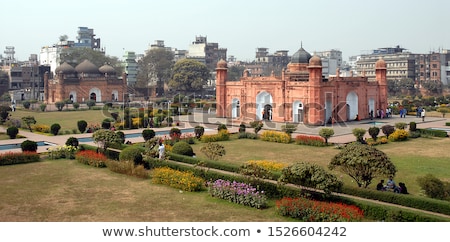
left=369, top=108, right=392, bottom=120
left=376, top=177, right=408, bottom=194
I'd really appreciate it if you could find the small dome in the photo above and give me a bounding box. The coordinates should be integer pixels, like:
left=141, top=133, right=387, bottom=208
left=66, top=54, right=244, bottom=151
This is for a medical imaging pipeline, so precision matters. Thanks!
left=309, top=55, right=322, bottom=66
left=55, top=62, right=76, bottom=74
left=75, top=59, right=99, bottom=74
left=291, top=47, right=312, bottom=64
left=99, top=64, right=116, bottom=75
left=375, top=58, right=386, bottom=69
left=216, top=59, right=227, bottom=68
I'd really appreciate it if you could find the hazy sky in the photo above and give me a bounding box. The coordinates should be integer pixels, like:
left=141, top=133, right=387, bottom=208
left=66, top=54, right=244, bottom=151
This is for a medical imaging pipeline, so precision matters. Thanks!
left=1, top=0, right=449, bottom=62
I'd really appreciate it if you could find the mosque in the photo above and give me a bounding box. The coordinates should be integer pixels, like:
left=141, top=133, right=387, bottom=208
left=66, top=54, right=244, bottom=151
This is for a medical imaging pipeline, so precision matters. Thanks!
left=215, top=47, right=388, bottom=125
left=44, top=60, right=127, bottom=103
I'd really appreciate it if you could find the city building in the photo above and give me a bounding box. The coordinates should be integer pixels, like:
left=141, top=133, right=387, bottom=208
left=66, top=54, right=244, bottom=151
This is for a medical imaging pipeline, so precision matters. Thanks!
left=44, top=60, right=127, bottom=104
left=216, top=47, right=388, bottom=125
left=122, top=51, right=138, bottom=86
left=187, top=36, right=227, bottom=71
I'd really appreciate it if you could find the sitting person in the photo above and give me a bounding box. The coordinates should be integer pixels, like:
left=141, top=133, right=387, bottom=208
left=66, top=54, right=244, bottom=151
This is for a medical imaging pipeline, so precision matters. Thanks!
left=376, top=179, right=385, bottom=191
left=386, top=176, right=396, bottom=190
left=398, top=182, right=408, bottom=194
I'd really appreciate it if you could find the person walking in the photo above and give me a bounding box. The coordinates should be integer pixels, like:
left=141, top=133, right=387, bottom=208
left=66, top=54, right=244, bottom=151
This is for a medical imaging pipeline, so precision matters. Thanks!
left=421, top=109, right=426, bottom=122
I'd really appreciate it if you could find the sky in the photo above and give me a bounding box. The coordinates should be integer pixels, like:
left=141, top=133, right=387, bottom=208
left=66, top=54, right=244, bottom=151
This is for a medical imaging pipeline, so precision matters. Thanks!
left=1, top=0, right=449, bottom=62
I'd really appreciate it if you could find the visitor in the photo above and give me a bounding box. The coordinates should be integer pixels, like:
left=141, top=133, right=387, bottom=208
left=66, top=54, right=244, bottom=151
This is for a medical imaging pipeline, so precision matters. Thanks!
left=386, top=176, right=396, bottom=191
left=376, top=180, right=385, bottom=191
left=399, top=182, right=408, bottom=194
left=421, top=109, right=426, bottom=122
left=158, top=141, right=165, bottom=160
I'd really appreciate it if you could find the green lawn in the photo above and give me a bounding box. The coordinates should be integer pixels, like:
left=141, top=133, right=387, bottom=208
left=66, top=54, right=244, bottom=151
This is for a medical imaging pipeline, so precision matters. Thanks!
left=191, top=136, right=450, bottom=196
left=0, top=159, right=294, bottom=222
left=9, top=108, right=118, bottom=133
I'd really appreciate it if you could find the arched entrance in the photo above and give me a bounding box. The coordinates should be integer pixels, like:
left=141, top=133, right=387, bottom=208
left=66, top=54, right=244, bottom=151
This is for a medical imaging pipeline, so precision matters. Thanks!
left=232, top=98, right=240, bottom=118
left=111, top=90, right=119, bottom=102
left=89, top=88, right=101, bottom=102
left=256, top=91, right=273, bottom=120
left=293, top=101, right=304, bottom=123
left=346, top=91, right=358, bottom=121
left=69, top=91, right=77, bottom=103
left=263, top=104, right=273, bottom=120
left=368, top=98, right=375, bottom=119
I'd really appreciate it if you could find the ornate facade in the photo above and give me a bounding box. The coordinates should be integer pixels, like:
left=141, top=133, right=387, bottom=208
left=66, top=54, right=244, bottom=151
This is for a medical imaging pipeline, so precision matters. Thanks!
left=216, top=47, right=388, bottom=125
left=44, top=60, right=127, bottom=103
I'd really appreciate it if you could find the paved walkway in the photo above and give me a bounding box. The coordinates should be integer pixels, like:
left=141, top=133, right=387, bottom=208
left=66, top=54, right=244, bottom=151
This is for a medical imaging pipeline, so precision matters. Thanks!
left=0, top=112, right=448, bottom=154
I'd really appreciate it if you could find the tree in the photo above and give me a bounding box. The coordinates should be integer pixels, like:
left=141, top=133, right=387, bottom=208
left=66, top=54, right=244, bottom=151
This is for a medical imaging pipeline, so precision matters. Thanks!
left=436, top=107, right=450, bottom=118
left=319, top=128, right=334, bottom=144
left=169, top=59, right=210, bottom=94
left=200, top=142, right=226, bottom=160
left=352, top=128, right=366, bottom=143
left=92, top=129, right=122, bottom=152
left=50, top=123, right=61, bottom=135
left=368, top=126, right=380, bottom=141
left=279, top=162, right=343, bottom=194
left=227, top=65, right=245, bottom=81
left=0, top=105, right=12, bottom=123
left=250, top=121, right=263, bottom=134
left=22, top=116, right=36, bottom=132
left=77, top=120, right=88, bottom=133
left=328, top=142, right=397, bottom=188
left=136, top=48, right=174, bottom=96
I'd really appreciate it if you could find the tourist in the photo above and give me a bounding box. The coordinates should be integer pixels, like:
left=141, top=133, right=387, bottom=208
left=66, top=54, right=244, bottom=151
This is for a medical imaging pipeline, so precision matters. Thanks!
left=376, top=179, right=385, bottom=191
left=421, top=109, right=426, bottom=122
left=158, top=141, right=165, bottom=160
left=399, top=182, right=408, bottom=194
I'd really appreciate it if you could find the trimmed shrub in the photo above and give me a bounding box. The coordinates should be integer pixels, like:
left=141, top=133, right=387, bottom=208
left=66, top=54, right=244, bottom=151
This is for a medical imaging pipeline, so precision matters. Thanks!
left=200, top=130, right=230, bottom=142
left=23, top=101, right=31, bottom=109
left=105, top=159, right=149, bottom=179
left=50, top=123, right=61, bottom=136
left=239, top=123, right=246, bottom=133
left=0, top=151, right=40, bottom=166
left=169, top=127, right=182, bottom=141
left=238, top=132, right=257, bottom=139
left=171, top=141, right=194, bottom=156
left=368, top=126, right=380, bottom=141
left=319, top=128, right=335, bottom=144
left=388, top=129, right=409, bottom=141
left=6, top=126, right=19, bottom=139
left=119, top=146, right=144, bottom=166
left=39, top=103, right=46, bottom=112
left=32, top=124, right=50, bottom=133
left=77, top=120, right=88, bottom=133
left=65, top=137, right=79, bottom=147
left=194, top=126, right=205, bottom=139
left=294, top=134, right=326, bottom=146
left=409, top=122, right=417, bottom=132
left=217, top=124, right=227, bottom=131
left=21, top=140, right=38, bottom=152
left=116, top=131, right=125, bottom=144
left=200, top=142, right=226, bottom=160
left=281, top=124, right=297, bottom=134
left=142, top=129, right=156, bottom=141
left=395, top=122, right=408, bottom=130
left=381, top=125, right=395, bottom=137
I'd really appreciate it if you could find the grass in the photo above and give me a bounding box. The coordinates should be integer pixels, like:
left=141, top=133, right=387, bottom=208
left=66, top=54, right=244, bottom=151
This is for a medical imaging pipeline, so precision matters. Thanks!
left=191, top=136, right=450, bottom=196
left=0, top=159, right=294, bottom=222
left=9, top=108, right=117, bottom=133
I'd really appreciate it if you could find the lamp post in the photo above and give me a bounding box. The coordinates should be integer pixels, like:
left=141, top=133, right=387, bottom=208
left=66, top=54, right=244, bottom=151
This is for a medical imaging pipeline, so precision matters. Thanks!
left=167, top=100, right=171, bottom=126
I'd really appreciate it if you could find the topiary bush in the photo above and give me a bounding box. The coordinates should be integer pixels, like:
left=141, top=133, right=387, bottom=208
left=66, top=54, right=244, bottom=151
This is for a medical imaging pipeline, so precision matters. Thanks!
left=50, top=123, right=61, bottom=136
left=239, top=123, right=246, bottom=133
left=171, top=141, right=194, bottom=156
left=119, top=146, right=144, bottom=166
left=65, top=137, right=79, bottom=147
left=142, top=129, right=156, bottom=141
left=409, top=122, right=417, bottom=132
left=217, top=124, right=227, bottom=131
left=368, top=126, right=380, bottom=141
left=381, top=124, right=395, bottom=137
left=6, top=126, right=19, bottom=139
left=77, top=120, right=88, bottom=133
left=116, top=131, right=125, bottom=144
left=194, top=126, right=205, bottom=139
left=21, top=140, right=38, bottom=152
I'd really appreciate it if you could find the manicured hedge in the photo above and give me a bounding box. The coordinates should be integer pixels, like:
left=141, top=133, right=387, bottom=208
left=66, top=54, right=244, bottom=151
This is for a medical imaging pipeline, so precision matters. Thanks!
left=0, top=152, right=40, bottom=166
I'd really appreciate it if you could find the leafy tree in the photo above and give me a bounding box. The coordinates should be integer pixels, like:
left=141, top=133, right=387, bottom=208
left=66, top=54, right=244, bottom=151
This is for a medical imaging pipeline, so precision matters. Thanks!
left=92, top=129, right=122, bottom=152
left=22, top=116, right=36, bottom=132
left=319, top=128, right=334, bottom=144
left=279, top=162, right=343, bottom=194
left=86, top=100, right=96, bottom=109
left=200, top=142, right=226, bottom=160
left=381, top=124, right=395, bottom=137
left=169, top=59, right=210, bottom=94
left=0, top=105, right=12, bottom=123
left=417, top=174, right=448, bottom=200
left=59, top=47, right=123, bottom=74
left=227, top=65, right=245, bottom=81
left=329, top=142, right=397, bottom=188
left=194, top=126, right=205, bottom=139
left=0, top=91, right=11, bottom=102
left=65, top=137, right=79, bottom=147
left=437, top=107, right=450, bottom=118
left=136, top=48, right=174, bottom=96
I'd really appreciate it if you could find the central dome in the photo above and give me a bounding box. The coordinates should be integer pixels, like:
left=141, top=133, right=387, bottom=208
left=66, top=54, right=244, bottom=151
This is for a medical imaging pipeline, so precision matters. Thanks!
left=291, top=47, right=312, bottom=64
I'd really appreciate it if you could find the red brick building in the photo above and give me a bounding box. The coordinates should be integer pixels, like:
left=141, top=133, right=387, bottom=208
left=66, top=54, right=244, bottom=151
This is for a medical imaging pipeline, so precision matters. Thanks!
left=216, top=47, right=388, bottom=125
left=44, top=60, right=127, bottom=103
